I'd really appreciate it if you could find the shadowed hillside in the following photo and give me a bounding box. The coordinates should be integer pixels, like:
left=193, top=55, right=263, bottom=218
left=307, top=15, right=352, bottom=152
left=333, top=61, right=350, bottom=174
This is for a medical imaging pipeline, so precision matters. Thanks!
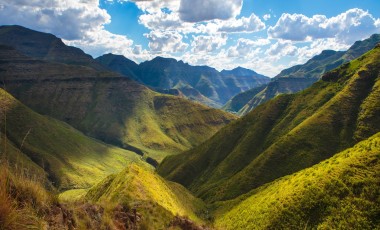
left=158, top=44, right=380, bottom=202
left=0, top=25, right=106, bottom=70
left=0, top=88, right=146, bottom=191
left=0, top=30, right=236, bottom=162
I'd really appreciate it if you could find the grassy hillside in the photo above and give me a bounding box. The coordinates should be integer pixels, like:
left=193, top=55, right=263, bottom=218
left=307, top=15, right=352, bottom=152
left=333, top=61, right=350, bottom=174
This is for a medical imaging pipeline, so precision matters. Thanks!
left=232, top=78, right=315, bottom=115
left=158, top=44, right=380, bottom=202
left=222, top=84, right=267, bottom=114
left=0, top=88, right=146, bottom=191
left=0, top=45, right=236, bottom=163
left=229, top=34, right=380, bottom=115
left=86, top=163, right=206, bottom=229
left=215, top=132, right=380, bottom=229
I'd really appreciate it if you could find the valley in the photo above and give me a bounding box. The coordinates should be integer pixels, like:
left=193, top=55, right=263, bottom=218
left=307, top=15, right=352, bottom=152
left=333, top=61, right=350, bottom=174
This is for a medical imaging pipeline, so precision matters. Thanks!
left=0, top=24, right=379, bottom=230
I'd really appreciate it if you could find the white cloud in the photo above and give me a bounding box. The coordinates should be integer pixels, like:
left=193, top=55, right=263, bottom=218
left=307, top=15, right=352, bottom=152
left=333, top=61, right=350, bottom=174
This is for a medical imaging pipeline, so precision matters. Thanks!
left=263, top=14, right=271, bottom=21
left=265, top=40, right=298, bottom=57
left=0, top=0, right=110, bottom=40
left=145, top=31, right=188, bottom=53
left=191, top=34, right=227, bottom=53
left=227, top=38, right=270, bottom=57
left=218, top=13, right=266, bottom=33
left=179, top=0, right=242, bottom=22
left=133, top=45, right=143, bottom=55
left=138, top=10, right=182, bottom=31
left=64, top=29, right=133, bottom=57
left=134, top=0, right=180, bottom=13
left=268, top=8, right=380, bottom=44
left=0, top=0, right=137, bottom=59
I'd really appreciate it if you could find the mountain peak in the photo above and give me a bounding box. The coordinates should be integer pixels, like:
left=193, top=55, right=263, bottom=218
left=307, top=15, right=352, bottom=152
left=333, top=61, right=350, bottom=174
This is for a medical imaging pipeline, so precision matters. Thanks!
left=151, top=56, right=178, bottom=63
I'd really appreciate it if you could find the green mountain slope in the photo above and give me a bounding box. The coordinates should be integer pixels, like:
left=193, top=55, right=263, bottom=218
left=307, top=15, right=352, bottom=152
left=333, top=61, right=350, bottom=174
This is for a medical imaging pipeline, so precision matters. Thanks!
left=0, top=88, right=146, bottom=191
left=96, top=54, right=270, bottom=108
left=158, top=44, right=380, bottom=202
left=86, top=163, right=206, bottom=228
left=215, top=132, right=380, bottom=229
left=0, top=44, right=236, bottom=162
left=228, top=34, right=380, bottom=115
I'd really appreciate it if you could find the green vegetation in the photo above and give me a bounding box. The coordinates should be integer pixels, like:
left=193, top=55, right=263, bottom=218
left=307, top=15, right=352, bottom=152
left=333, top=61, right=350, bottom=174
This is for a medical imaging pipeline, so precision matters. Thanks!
left=86, top=163, right=206, bottom=229
left=0, top=44, right=236, bottom=162
left=158, top=44, right=380, bottom=202
left=231, top=34, right=380, bottom=115
left=222, top=84, right=267, bottom=114
left=215, top=132, right=380, bottom=229
left=0, top=88, right=146, bottom=190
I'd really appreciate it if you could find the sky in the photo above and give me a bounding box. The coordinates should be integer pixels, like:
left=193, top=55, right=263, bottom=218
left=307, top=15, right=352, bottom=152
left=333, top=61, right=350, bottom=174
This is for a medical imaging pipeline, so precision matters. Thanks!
left=0, top=0, right=380, bottom=77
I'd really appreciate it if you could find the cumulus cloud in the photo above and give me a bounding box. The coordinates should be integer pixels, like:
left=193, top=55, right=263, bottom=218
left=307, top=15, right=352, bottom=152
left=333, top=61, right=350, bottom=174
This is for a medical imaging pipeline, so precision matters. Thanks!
left=191, top=34, right=227, bottom=53
left=138, top=10, right=182, bottom=31
left=263, top=14, right=271, bottom=21
left=227, top=38, right=270, bottom=57
left=145, top=31, right=188, bottom=53
left=179, top=0, right=242, bottom=22
left=64, top=29, right=133, bottom=57
left=268, top=8, right=380, bottom=44
left=218, top=13, right=266, bottom=33
left=266, top=40, right=298, bottom=57
left=134, top=0, right=180, bottom=13
left=0, top=0, right=110, bottom=40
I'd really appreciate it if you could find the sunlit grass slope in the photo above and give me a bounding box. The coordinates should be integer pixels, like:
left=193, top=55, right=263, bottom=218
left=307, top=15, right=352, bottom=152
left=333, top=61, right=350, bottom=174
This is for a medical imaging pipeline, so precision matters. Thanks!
left=86, top=163, right=206, bottom=229
left=0, top=88, right=146, bottom=191
left=215, top=132, right=380, bottom=229
left=159, top=44, right=380, bottom=202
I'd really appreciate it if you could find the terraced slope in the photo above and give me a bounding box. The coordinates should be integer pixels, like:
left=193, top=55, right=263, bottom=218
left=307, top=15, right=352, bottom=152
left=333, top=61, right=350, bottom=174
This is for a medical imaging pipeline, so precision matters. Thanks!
left=0, top=45, right=236, bottom=162
left=215, top=132, right=380, bottom=229
left=158, top=44, right=380, bottom=202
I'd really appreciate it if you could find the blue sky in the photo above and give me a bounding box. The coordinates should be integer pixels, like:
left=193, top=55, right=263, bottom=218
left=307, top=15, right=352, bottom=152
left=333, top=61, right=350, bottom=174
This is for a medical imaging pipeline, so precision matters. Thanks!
left=0, top=0, right=380, bottom=76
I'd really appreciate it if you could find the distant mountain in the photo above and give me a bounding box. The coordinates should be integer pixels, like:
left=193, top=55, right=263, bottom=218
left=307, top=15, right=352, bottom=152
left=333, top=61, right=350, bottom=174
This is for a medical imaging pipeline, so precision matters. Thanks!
left=95, top=53, right=140, bottom=80
left=0, top=27, right=236, bottom=163
left=96, top=54, right=270, bottom=108
left=158, top=44, right=380, bottom=202
left=0, top=25, right=106, bottom=70
left=225, top=34, right=380, bottom=115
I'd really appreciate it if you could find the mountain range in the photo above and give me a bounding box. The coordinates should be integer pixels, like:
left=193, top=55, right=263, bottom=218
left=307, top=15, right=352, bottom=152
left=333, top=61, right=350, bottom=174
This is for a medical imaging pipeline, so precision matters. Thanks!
left=159, top=43, right=380, bottom=202
left=0, top=25, right=236, bottom=163
left=224, top=34, right=380, bottom=115
left=96, top=53, right=270, bottom=108
left=1, top=25, right=379, bottom=229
